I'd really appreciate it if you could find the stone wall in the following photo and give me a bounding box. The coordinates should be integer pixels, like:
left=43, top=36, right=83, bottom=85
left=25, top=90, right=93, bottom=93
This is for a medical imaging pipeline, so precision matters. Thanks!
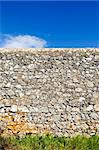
left=0, top=48, right=99, bottom=137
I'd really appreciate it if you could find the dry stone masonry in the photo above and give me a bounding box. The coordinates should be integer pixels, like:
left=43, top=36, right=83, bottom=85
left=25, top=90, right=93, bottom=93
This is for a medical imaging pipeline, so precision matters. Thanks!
left=0, top=48, right=99, bottom=137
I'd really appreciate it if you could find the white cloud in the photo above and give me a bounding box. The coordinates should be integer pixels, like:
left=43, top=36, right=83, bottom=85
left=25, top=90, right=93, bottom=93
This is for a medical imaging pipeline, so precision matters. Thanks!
left=0, top=34, right=47, bottom=48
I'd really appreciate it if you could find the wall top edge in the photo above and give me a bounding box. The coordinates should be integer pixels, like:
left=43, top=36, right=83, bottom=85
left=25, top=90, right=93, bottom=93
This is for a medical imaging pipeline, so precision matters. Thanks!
left=0, top=48, right=99, bottom=54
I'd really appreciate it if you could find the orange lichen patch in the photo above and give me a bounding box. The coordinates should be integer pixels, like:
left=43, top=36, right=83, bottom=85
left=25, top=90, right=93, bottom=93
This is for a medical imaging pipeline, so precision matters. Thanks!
left=0, top=115, right=14, bottom=124
left=6, top=121, right=42, bottom=135
left=0, top=113, right=52, bottom=137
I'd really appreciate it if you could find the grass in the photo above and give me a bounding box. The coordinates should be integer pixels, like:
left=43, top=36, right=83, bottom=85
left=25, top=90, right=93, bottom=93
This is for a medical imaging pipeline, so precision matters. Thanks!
left=0, top=134, right=99, bottom=150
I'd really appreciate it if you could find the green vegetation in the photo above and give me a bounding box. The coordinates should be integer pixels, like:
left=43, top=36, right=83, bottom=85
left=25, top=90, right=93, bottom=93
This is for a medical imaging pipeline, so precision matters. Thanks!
left=0, top=134, right=99, bottom=150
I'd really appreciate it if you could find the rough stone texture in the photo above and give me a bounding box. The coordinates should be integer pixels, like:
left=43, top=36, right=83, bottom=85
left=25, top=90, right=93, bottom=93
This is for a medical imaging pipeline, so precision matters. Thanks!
left=0, top=48, right=99, bottom=137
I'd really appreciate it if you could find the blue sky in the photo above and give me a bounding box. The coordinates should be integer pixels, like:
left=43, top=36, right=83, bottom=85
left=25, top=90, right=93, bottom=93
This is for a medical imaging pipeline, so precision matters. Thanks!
left=0, top=1, right=99, bottom=48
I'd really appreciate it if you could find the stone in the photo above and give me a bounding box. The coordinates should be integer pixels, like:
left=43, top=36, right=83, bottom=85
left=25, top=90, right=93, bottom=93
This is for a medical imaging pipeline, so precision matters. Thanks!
left=3, top=99, right=11, bottom=106
left=6, top=82, right=11, bottom=87
left=18, top=106, right=29, bottom=113
left=95, top=55, right=99, bottom=60
left=9, top=66, right=13, bottom=71
left=75, top=115, right=81, bottom=121
left=52, top=115, right=60, bottom=121
left=73, top=77, right=79, bottom=82
left=96, top=123, right=99, bottom=130
left=27, top=64, right=35, bottom=69
left=16, top=85, right=22, bottom=89
left=90, top=112, right=99, bottom=120
left=93, top=92, right=99, bottom=101
left=14, top=64, right=20, bottom=69
left=79, top=97, right=85, bottom=102
left=86, top=105, right=93, bottom=111
left=39, top=107, right=49, bottom=113
left=87, top=81, right=94, bottom=88
left=81, top=123, right=89, bottom=130
left=72, top=107, right=79, bottom=112
left=30, top=107, right=38, bottom=113
left=86, top=57, right=92, bottom=61
left=0, top=104, right=4, bottom=108
left=66, top=105, right=71, bottom=111
left=75, top=88, right=83, bottom=92
left=76, top=62, right=80, bottom=66
left=8, top=89, right=15, bottom=96
left=10, top=105, right=17, bottom=112
left=72, top=124, right=77, bottom=130
left=0, top=108, right=5, bottom=113
left=19, top=92, right=24, bottom=97
left=26, top=91, right=31, bottom=96
left=94, top=105, right=99, bottom=112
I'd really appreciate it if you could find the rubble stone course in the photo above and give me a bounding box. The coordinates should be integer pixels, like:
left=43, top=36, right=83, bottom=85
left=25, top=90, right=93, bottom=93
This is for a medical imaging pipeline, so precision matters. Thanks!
left=0, top=48, right=99, bottom=137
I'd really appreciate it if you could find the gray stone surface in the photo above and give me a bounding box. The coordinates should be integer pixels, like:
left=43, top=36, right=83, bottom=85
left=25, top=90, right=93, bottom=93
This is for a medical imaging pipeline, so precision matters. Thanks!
left=0, top=48, right=99, bottom=136
left=10, top=105, right=17, bottom=112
